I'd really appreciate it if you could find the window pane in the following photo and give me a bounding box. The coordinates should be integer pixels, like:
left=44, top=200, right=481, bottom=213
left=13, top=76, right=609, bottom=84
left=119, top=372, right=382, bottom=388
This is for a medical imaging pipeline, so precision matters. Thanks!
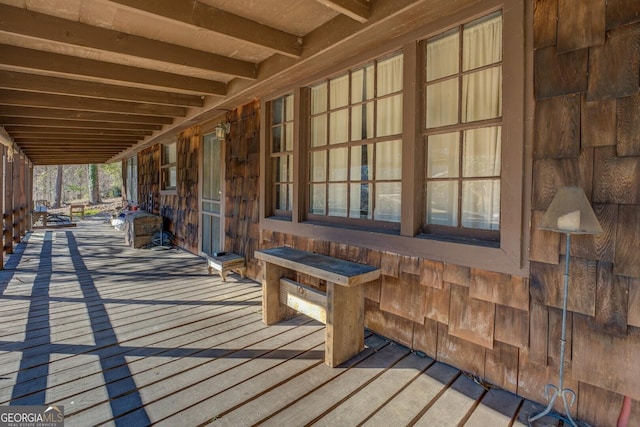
left=426, top=79, right=458, bottom=128
left=329, top=147, right=348, bottom=181
left=377, top=54, right=403, bottom=96
left=375, top=182, right=401, bottom=222
left=350, top=183, right=372, bottom=219
left=311, top=83, right=327, bottom=114
left=272, top=97, right=283, bottom=125
left=328, top=183, right=348, bottom=217
left=163, top=143, right=176, bottom=164
left=352, top=65, right=374, bottom=102
left=330, top=74, right=349, bottom=109
left=463, top=126, right=501, bottom=177
left=272, top=156, right=290, bottom=183
left=311, top=115, right=327, bottom=147
left=426, top=28, right=459, bottom=81
left=462, top=66, right=502, bottom=122
left=462, top=180, right=500, bottom=230
left=351, top=102, right=374, bottom=141
left=350, top=144, right=373, bottom=181
left=311, top=151, right=326, bottom=182
left=275, top=183, right=290, bottom=211
left=311, top=184, right=326, bottom=215
left=376, top=94, right=403, bottom=137
left=463, top=12, right=502, bottom=71
left=169, top=166, right=177, bottom=187
left=203, top=201, right=219, bottom=214
left=376, top=140, right=402, bottom=180
left=426, top=181, right=458, bottom=226
left=329, top=110, right=349, bottom=144
left=285, top=123, right=293, bottom=151
left=285, top=94, right=294, bottom=121
left=427, top=132, right=459, bottom=178
left=272, top=125, right=282, bottom=152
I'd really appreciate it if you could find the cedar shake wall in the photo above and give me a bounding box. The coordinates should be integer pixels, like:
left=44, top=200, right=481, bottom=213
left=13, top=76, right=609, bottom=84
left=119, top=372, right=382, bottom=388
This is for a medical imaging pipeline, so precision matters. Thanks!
left=135, top=127, right=200, bottom=254
left=223, top=100, right=261, bottom=278
left=527, top=1, right=640, bottom=425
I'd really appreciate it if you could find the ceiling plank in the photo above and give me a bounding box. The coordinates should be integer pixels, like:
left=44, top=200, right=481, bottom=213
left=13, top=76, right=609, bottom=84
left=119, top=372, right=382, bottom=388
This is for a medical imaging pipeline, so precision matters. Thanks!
left=0, top=106, right=173, bottom=125
left=14, top=134, right=144, bottom=141
left=0, top=71, right=204, bottom=107
left=316, top=0, right=370, bottom=23
left=0, top=89, right=186, bottom=117
left=0, top=117, right=162, bottom=131
left=108, top=0, right=303, bottom=57
left=0, top=4, right=257, bottom=80
left=4, top=127, right=153, bottom=137
left=0, top=44, right=226, bottom=95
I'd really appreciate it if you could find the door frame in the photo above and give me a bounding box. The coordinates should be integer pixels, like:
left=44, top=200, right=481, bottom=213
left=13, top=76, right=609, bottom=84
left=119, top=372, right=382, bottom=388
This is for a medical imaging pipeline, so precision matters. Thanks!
left=198, top=126, right=226, bottom=257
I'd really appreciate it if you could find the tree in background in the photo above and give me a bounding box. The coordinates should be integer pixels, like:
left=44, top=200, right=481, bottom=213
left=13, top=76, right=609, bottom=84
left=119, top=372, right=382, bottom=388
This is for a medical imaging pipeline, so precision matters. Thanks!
left=87, top=164, right=101, bottom=204
left=52, top=165, right=63, bottom=208
left=33, top=164, right=121, bottom=204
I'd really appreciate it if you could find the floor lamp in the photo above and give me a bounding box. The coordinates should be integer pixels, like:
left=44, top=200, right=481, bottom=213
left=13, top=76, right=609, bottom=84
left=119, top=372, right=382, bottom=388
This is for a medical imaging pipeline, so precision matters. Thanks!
left=528, top=187, right=602, bottom=427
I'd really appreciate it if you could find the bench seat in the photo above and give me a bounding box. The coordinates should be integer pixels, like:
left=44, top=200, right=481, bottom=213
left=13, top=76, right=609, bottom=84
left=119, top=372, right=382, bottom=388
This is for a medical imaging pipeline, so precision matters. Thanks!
left=255, top=246, right=380, bottom=367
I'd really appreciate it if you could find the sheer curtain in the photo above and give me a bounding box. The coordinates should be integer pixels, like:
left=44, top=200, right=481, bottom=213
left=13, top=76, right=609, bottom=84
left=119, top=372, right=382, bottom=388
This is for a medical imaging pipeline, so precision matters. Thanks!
left=376, top=54, right=403, bottom=137
left=425, top=12, right=502, bottom=230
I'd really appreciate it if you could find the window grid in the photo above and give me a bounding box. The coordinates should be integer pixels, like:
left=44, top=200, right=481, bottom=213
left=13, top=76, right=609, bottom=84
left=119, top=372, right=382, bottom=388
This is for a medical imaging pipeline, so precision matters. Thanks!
left=270, top=94, right=294, bottom=216
left=160, top=142, right=177, bottom=192
left=309, top=53, right=403, bottom=225
left=422, top=12, right=502, bottom=240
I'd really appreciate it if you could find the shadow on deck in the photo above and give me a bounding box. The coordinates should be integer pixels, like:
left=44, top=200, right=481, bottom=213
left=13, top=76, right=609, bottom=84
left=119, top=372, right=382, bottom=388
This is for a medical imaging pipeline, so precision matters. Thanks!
left=0, top=217, right=581, bottom=426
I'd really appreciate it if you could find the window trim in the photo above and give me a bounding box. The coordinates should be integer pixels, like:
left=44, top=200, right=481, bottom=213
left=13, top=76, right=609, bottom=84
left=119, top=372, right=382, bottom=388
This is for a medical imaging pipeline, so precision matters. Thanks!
left=267, top=93, right=295, bottom=218
left=260, top=0, right=531, bottom=276
left=160, top=141, right=177, bottom=194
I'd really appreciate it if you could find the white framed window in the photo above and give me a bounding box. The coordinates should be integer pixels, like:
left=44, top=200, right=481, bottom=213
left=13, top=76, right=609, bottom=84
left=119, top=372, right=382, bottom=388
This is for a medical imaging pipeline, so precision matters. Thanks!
left=161, top=142, right=177, bottom=192
left=422, top=11, right=502, bottom=241
left=269, top=94, right=294, bottom=217
left=308, top=53, right=403, bottom=227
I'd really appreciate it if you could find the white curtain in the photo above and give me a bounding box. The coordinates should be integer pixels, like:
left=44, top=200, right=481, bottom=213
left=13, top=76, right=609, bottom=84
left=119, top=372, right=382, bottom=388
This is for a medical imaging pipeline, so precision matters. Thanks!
left=376, top=54, right=403, bottom=137
left=425, top=12, right=502, bottom=230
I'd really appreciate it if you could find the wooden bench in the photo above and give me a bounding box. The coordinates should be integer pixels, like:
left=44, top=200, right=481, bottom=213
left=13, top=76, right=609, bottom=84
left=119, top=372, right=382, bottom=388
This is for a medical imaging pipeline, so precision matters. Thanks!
left=207, top=253, right=246, bottom=281
left=255, top=246, right=380, bottom=367
left=69, top=204, right=85, bottom=221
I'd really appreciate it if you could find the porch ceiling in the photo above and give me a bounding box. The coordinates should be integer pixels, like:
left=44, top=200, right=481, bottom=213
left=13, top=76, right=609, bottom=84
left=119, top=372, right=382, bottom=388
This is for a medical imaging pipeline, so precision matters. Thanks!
left=0, top=0, right=436, bottom=166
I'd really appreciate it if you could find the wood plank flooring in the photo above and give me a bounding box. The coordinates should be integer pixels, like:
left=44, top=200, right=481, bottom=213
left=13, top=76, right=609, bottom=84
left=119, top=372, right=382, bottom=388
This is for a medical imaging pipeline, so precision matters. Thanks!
left=0, top=217, right=577, bottom=426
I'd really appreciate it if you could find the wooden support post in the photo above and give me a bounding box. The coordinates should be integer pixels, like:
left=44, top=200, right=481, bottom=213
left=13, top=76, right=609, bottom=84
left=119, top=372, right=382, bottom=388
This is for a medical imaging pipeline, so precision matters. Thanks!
left=326, top=281, right=365, bottom=367
left=12, top=155, right=20, bottom=244
left=262, top=262, right=296, bottom=325
left=0, top=147, right=4, bottom=269
left=4, top=156, right=13, bottom=254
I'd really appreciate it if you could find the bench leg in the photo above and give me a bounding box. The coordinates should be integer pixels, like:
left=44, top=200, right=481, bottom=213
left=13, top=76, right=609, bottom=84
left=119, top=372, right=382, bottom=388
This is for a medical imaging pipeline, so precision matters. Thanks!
left=325, top=282, right=364, bottom=367
left=262, top=263, right=296, bottom=325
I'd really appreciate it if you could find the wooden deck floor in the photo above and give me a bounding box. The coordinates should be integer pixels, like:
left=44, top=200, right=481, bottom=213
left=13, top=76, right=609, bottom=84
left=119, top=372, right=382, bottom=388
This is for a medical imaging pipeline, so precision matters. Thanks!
left=0, top=217, right=572, bottom=426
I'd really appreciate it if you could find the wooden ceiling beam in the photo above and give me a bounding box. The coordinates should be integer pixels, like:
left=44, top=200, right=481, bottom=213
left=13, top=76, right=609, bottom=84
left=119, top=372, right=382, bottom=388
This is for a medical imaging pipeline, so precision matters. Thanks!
left=28, top=158, right=118, bottom=165
left=5, top=127, right=153, bottom=137
left=108, top=0, right=303, bottom=57
left=0, top=106, right=173, bottom=125
left=14, top=134, right=143, bottom=141
left=0, top=4, right=257, bottom=80
left=0, top=90, right=185, bottom=117
left=14, top=138, right=137, bottom=150
left=0, top=71, right=204, bottom=107
left=0, top=44, right=226, bottom=95
left=0, top=117, right=162, bottom=131
left=316, top=0, right=370, bottom=23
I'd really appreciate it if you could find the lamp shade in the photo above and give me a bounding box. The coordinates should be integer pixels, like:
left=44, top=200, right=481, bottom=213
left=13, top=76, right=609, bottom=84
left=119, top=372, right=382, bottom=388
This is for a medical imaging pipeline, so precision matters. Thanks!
left=539, top=187, right=603, bottom=234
